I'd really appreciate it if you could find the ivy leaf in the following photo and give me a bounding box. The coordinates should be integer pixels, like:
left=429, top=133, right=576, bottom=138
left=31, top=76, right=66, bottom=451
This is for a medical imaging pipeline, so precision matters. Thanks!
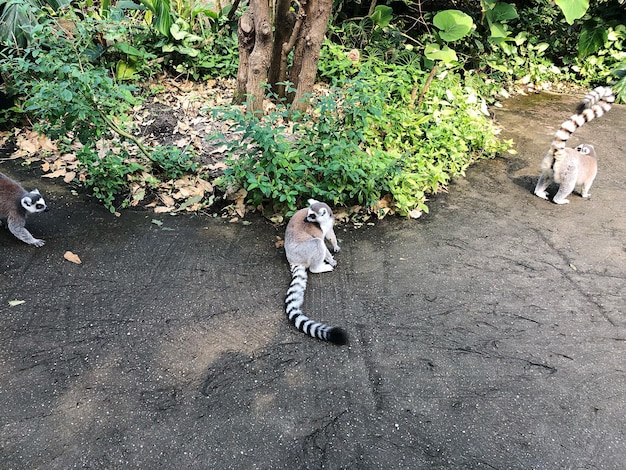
left=555, top=0, right=589, bottom=25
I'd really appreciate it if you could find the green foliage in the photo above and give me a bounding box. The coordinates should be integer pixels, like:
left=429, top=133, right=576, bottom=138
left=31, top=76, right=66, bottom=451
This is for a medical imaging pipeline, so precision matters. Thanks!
left=150, top=145, right=198, bottom=180
left=433, top=10, right=474, bottom=42
left=171, top=24, right=239, bottom=79
left=482, top=0, right=519, bottom=41
left=0, top=10, right=204, bottom=212
left=424, top=43, right=459, bottom=64
left=2, top=0, right=623, bottom=218
left=0, top=0, right=71, bottom=47
left=215, top=64, right=511, bottom=217
left=327, top=5, right=405, bottom=58
left=138, top=0, right=174, bottom=37
left=555, top=0, right=590, bottom=24
left=214, top=89, right=395, bottom=214
left=611, top=60, right=626, bottom=100
left=318, top=41, right=360, bottom=83
left=1, top=12, right=137, bottom=143
left=571, top=24, right=626, bottom=90
left=369, top=5, right=393, bottom=29
left=578, top=20, right=609, bottom=57
left=76, top=146, right=145, bottom=212
left=477, top=31, right=561, bottom=86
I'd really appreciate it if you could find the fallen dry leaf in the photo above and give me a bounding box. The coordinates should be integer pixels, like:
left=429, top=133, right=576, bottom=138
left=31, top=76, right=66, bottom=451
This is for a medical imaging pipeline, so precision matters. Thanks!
left=408, top=209, right=422, bottom=219
left=160, top=194, right=176, bottom=207
left=42, top=169, right=67, bottom=178
left=234, top=196, right=246, bottom=218
left=63, top=251, right=82, bottom=264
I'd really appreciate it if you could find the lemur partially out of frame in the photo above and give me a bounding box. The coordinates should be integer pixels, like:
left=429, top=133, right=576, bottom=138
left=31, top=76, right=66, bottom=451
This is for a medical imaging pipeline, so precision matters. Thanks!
left=0, top=172, right=48, bottom=247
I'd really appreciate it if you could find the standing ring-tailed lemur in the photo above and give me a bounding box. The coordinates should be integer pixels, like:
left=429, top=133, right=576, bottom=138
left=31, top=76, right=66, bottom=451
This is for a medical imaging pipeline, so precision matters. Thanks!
left=534, top=86, right=614, bottom=204
left=284, top=199, right=348, bottom=345
left=0, top=172, right=48, bottom=246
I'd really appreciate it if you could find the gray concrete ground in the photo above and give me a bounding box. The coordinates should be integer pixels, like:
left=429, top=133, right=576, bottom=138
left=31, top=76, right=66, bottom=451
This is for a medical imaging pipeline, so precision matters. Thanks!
left=1, top=93, right=625, bottom=469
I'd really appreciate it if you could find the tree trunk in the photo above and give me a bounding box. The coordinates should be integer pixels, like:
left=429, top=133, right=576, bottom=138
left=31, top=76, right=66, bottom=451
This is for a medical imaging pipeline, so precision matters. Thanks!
left=233, top=12, right=255, bottom=105
left=287, top=0, right=332, bottom=113
left=234, top=0, right=332, bottom=115
left=268, top=0, right=297, bottom=99
left=238, top=0, right=273, bottom=114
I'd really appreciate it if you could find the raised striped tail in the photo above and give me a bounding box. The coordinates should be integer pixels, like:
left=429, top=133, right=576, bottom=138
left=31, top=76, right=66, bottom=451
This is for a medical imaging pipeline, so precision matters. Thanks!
left=551, top=86, right=615, bottom=154
left=285, top=264, right=349, bottom=345
left=575, top=86, right=615, bottom=114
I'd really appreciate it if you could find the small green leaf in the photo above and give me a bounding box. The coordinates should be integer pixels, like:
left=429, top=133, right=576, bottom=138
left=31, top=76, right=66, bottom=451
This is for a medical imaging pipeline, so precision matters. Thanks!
left=113, top=42, right=145, bottom=57
left=116, top=60, right=137, bottom=80
left=488, top=21, right=508, bottom=39
left=9, top=300, right=26, bottom=307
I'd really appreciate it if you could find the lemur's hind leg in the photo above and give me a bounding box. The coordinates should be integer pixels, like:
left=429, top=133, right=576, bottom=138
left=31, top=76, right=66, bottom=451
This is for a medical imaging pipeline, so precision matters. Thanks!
left=552, top=177, right=577, bottom=204
left=534, top=170, right=552, bottom=200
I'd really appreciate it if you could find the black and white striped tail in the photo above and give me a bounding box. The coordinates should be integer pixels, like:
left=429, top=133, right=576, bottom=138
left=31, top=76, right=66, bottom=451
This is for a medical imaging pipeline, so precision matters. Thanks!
left=285, top=264, right=348, bottom=345
left=550, top=86, right=615, bottom=154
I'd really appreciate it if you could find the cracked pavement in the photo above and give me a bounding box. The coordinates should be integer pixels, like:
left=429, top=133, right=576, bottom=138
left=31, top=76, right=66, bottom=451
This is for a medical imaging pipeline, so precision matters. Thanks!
left=1, top=93, right=625, bottom=469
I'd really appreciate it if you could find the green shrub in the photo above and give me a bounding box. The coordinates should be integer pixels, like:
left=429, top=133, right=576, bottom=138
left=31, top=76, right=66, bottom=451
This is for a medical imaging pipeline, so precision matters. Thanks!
left=77, top=147, right=145, bottom=212
left=215, top=62, right=512, bottom=217
left=0, top=10, right=204, bottom=212
left=150, top=145, right=198, bottom=180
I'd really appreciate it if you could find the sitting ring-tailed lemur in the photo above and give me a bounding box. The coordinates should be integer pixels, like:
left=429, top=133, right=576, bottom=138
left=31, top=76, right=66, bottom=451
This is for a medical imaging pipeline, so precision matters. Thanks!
left=534, top=86, right=614, bottom=204
left=284, top=199, right=348, bottom=345
left=0, top=172, right=48, bottom=246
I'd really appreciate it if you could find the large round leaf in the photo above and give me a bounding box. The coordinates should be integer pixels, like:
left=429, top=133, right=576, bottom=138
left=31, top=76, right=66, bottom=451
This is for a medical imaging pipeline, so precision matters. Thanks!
left=425, top=43, right=458, bottom=63
left=555, top=0, right=590, bottom=25
left=433, top=10, right=474, bottom=42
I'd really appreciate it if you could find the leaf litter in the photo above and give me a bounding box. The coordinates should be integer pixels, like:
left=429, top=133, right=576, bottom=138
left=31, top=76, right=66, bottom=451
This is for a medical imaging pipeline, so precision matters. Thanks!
left=2, top=77, right=400, bottom=225
left=4, top=77, right=237, bottom=217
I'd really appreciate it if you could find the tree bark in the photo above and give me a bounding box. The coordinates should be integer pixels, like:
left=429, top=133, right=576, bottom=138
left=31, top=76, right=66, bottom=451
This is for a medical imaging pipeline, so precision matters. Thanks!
left=287, top=0, right=333, bottom=113
left=268, top=0, right=297, bottom=99
left=234, top=0, right=332, bottom=115
left=233, top=12, right=255, bottom=105
left=240, top=0, right=273, bottom=114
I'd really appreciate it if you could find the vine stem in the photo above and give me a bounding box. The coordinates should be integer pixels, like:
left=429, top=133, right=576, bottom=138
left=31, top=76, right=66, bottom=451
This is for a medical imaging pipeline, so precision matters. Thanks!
left=413, top=64, right=438, bottom=109
left=96, top=107, right=153, bottom=161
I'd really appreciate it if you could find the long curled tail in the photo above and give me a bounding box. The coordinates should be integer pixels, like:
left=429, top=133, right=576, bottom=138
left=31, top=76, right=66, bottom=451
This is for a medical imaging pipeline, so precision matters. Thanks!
left=550, top=86, right=615, bottom=155
left=285, top=264, right=349, bottom=345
